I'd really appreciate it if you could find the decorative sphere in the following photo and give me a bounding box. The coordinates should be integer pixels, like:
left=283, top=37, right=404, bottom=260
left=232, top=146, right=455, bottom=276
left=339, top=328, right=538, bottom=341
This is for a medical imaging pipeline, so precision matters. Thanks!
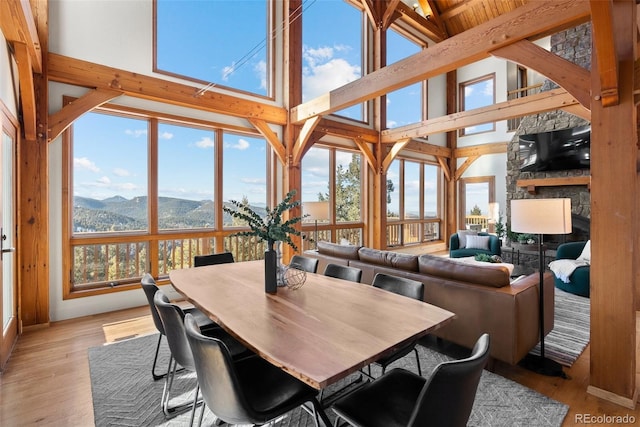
left=283, top=264, right=307, bottom=290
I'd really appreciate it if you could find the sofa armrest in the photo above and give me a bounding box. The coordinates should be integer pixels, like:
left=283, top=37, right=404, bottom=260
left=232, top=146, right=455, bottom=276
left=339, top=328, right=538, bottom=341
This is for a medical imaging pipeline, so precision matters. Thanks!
left=488, top=235, right=502, bottom=256
left=556, top=241, right=586, bottom=260
left=449, top=233, right=461, bottom=250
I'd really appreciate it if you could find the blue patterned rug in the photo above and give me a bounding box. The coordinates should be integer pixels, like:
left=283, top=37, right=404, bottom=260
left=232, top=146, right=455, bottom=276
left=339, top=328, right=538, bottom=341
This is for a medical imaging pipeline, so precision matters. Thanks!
left=89, top=334, right=568, bottom=426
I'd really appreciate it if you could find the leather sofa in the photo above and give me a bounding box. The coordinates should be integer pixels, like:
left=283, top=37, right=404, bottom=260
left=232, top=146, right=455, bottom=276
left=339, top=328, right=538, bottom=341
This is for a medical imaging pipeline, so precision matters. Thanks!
left=306, top=241, right=554, bottom=366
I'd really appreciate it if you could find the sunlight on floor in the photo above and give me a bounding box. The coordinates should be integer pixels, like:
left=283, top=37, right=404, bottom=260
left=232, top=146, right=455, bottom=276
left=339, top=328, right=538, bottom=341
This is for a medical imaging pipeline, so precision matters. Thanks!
left=102, top=315, right=156, bottom=343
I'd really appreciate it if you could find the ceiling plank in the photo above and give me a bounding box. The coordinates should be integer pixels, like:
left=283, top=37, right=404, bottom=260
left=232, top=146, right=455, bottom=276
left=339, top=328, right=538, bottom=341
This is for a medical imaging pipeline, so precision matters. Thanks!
left=47, top=53, right=288, bottom=125
left=48, top=88, right=123, bottom=142
left=13, top=42, right=36, bottom=139
left=490, top=39, right=591, bottom=109
left=381, top=88, right=578, bottom=142
left=291, top=0, right=591, bottom=124
left=590, top=0, right=619, bottom=106
left=248, top=118, right=286, bottom=165
left=0, top=0, right=42, bottom=73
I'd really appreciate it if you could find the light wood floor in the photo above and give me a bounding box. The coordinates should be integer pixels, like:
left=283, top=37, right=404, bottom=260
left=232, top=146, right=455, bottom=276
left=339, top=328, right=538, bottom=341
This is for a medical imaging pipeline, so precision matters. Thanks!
left=0, top=305, right=638, bottom=426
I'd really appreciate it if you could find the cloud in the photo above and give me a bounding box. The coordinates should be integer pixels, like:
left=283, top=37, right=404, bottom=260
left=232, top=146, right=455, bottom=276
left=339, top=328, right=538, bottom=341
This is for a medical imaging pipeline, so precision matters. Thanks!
left=230, top=138, right=250, bottom=150
left=241, top=177, right=266, bottom=184
left=222, top=63, right=236, bottom=81
left=255, top=60, right=267, bottom=90
left=96, top=176, right=111, bottom=185
left=159, top=131, right=174, bottom=140
left=464, top=86, right=475, bottom=97
left=195, top=136, right=215, bottom=149
left=74, top=157, right=100, bottom=173
left=302, top=44, right=361, bottom=101
left=482, top=79, right=494, bottom=96
left=113, top=168, right=130, bottom=177
left=125, top=129, right=148, bottom=138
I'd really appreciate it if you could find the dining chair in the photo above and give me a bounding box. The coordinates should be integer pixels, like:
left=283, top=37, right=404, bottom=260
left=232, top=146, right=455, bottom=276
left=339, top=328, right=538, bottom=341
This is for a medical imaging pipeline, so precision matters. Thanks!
left=194, top=252, right=235, bottom=267
left=184, top=313, right=331, bottom=427
left=332, top=333, right=491, bottom=427
left=140, top=273, right=219, bottom=381
left=323, top=263, right=362, bottom=283
left=369, top=273, right=425, bottom=376
left=153, top=291, right=252, bottom=421
left=289, top=255, right=319, bottom=273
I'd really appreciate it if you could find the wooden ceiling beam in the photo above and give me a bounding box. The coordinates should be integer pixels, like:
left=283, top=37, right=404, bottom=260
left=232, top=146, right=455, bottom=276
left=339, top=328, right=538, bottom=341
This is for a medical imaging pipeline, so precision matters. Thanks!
left=47, top=53, right=288, bottom=125
left=490, top=39, right=591, bottom=109
left=395, top=2, right=447, bottom=42
left=381, top=88, right=579, bottom=142
left=0, top=0, right=42, bottom=73
left=382, top=0, right=401, bottom=30
left=423, top=0, right=449, bottom=37
left=381, top=138, right=410, bottom=173
left=291, top=0, right=590, bottom=124
left=590, top=0, right=619, bottom=107
left=403, top=140, right=451, bottom=158
left=248, top=118, right=286, bottom=165
left=13, top=42, right=36, bottom=140
left=48, top=88, right=122, bottom=142
left=454, top=142, right=508, bottom=158
left=292, top=116, right=321, bottom=166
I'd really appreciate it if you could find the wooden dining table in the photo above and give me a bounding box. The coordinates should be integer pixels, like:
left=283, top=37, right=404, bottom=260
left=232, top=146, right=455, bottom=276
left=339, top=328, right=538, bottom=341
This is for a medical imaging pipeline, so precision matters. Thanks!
left=169, top=260, right=455, bottom=390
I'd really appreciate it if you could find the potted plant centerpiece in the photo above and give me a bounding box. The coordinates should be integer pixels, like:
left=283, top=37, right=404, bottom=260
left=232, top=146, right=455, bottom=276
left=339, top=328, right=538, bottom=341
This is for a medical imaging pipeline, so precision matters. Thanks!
left=223, top=189, right=304, bottom=294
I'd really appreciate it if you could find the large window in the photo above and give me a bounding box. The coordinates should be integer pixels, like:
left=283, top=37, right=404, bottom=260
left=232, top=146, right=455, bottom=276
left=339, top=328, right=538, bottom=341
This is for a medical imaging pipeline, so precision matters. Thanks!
left=301, top=146, right=363, bottom=249
left=302, top=0, right=365, bottom=121
left=386, top=29, right=426, bottom=128
left=459, top=74, right=496, bottom=135
left=155, top=0, right=270, bottom=97
left=386, top=159, right=442, bottom=246
left=65, top=110, right=270, bottom=296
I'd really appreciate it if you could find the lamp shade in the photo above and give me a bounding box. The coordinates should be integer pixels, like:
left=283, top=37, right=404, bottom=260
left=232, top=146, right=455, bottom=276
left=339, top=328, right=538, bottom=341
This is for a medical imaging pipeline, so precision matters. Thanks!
left=302, top=201, right=329, bottom=221
left=510, top=198, right=572, bottom=234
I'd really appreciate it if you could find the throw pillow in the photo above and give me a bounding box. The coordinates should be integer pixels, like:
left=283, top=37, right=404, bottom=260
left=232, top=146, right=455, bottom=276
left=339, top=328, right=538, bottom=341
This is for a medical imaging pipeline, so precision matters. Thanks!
left=466, top=235, right=490, bottom=250
left=457, top=230, right=478, bottom=248
left=577, top=240, right=591, bottom=263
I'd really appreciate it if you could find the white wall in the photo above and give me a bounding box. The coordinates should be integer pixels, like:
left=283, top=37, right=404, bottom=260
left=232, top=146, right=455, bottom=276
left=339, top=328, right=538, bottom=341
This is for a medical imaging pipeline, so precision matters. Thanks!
left=0, top=31, right=18, bottom=117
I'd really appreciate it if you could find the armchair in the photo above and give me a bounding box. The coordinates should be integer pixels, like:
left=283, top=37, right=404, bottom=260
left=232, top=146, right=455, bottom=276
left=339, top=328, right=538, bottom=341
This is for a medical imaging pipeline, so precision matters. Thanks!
left=550, top=241, right=590, bottom=297
left=449, top=232, right=501, bottom=258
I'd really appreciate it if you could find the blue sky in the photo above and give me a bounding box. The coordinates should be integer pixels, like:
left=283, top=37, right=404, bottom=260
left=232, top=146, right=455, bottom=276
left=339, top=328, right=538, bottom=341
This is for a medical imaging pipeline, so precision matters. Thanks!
left=72, top=1, right=479, bottom=217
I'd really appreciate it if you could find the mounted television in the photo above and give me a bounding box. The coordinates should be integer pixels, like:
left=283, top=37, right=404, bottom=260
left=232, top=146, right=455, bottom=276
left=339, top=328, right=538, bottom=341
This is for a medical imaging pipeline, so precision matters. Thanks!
left=519, top=125, right=591, bottom=172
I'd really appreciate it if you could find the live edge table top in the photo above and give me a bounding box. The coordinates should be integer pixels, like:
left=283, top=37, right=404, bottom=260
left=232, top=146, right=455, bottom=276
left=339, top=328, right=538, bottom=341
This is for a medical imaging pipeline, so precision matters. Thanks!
left=169, top=260, right=454, bottom=390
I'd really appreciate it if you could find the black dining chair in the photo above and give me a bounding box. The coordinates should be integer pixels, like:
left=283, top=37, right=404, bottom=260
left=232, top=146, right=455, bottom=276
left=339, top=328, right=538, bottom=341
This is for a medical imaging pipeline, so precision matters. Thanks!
left=323, top=263, right=362, bottom=283
left=369, top=273, right=425, bottom=376
left=140, top=273, right=219, bottom=381
left=154, top=291, right=252, bottom=421
left=332, top=333, right=491, bottom=427
left=194, top=252, right=235, bottom=267
left=289, top=255, right=319, bottom=273
left=184, top=313, right=330, bottom=427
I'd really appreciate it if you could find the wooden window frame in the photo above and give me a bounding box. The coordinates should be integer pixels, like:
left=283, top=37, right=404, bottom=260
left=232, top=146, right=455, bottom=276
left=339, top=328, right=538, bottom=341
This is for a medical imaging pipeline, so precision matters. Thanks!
left=458, top=73, right=496, bottom=136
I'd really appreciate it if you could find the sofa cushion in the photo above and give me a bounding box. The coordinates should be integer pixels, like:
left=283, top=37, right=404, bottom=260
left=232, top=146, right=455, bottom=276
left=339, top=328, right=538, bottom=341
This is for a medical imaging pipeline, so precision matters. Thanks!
left=317, top=241, right=361, bottom=260
left=357, top=248, right=419, bottom=272
left=465, top=235, right=490, bottom=250
left=418, top=254, right=510, bottom=288
left=457, top=230, right=478, bottom=248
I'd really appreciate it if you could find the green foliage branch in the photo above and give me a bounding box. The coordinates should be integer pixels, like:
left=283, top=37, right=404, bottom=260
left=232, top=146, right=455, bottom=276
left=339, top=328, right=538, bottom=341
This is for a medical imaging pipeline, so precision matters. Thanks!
left=223, top=189, right=304, bottom=251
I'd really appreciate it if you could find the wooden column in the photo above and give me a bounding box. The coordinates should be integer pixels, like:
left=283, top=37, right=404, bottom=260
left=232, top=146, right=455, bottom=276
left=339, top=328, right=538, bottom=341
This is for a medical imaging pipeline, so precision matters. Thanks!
left=587, top=0, right=638, bottom=408
left=445, top=70, right=458, bottom=243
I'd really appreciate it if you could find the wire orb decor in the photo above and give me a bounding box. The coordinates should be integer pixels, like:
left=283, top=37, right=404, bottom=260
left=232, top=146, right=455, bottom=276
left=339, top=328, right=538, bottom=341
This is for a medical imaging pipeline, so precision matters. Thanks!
left=282, top=264, right=307, bottom=290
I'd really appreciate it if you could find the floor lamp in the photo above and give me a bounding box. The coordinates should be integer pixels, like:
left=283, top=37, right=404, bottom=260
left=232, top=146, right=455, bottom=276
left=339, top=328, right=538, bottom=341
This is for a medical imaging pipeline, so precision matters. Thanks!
left=302, top=201, right=329, bottom=250
left=510, top=198, right=571, bottom=377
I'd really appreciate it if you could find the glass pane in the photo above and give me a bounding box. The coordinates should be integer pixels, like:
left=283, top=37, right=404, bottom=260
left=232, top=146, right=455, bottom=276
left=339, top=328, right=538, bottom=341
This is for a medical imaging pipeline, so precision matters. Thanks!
left=156, top=0, right=268, bottom=96
left=72, top=242, right=148, bottom=287
left=73, top=113, right=148, bottom=233
left=424, top=164, right=438, bottom=218
left=303, top=1, right=363, bottom=120
left=158, top=123, right=215, bottom=230
left=462, top=76, right=495, bottom=134
left=335, top=151, right=361, bottom=223
left=465, top=182, right=490, bottom=231
left=386, top=160, right=400, bottom=219
left=404, top=161, right=420, bottom=219
left=301, top=147, right=330, bottom=250
left=222, top=132, right=266, bottom=226
left=157, top=237, right=216, bottom=274
left=387, top=30, right=422, bottom=128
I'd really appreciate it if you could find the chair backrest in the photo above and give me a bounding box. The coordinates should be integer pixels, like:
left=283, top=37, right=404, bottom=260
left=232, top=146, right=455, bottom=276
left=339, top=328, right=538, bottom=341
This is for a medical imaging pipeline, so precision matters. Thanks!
left=289, top=255, right=318, bottom=274
left=194, top=252, right=235, bottom=267
left=153, top=290, right=196, bottom=372
left=184, top=313, right=257, bottom=424
left=409, top=333, right=490, bottom=427
left=141, top=273, right=164, bottom=335
left=323, top=263, right=362, bottom=283
left=372, top=273, right=424, bottom=301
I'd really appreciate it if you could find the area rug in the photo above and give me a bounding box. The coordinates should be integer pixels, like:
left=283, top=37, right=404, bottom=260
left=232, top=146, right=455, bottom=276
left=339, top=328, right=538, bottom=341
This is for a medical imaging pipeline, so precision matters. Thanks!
left=528, top=287, right=590, bottom=366
left=89, top=334, right=569, bottom=426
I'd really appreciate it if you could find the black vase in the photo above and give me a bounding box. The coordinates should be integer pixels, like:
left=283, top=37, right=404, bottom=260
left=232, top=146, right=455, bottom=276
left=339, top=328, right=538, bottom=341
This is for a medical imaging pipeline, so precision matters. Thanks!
left=264, top=244, right=277, bottom=294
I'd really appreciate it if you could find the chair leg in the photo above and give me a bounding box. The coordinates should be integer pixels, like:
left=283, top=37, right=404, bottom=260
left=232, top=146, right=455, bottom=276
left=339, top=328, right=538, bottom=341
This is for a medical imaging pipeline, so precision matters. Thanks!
left=309, top=398, right=332, bottom=427
left=161, top=357, right=199, bottom=418
left=189, top=384, right=200, bottom=426
left=152, top=334, right=167, bottom=381
left=413, top=347, right=422, bottom=377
